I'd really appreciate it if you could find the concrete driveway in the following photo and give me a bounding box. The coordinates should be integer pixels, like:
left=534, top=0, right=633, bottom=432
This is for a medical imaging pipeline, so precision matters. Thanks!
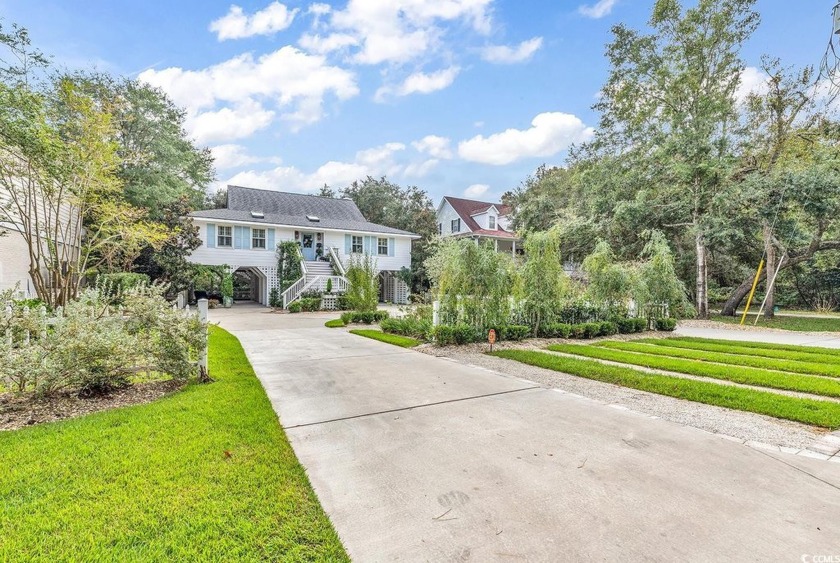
left=214, top=306, right=840, bottom=561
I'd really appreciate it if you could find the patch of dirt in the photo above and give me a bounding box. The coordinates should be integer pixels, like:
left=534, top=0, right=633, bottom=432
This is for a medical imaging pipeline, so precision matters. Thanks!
left=0, top=380, right=186, bottom=431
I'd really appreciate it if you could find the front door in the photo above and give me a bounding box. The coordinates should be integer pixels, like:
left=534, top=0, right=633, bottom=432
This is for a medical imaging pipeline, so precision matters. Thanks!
left=301, top=232, right=316, bottom=260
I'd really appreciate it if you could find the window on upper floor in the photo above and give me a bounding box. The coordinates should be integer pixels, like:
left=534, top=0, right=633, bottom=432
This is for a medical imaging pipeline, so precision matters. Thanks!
left=217, top=225, right=232, bottom=247
left=378, top=237, right=388, bottom=256
left=352, top=235, right=364, bottom=254
left=488, top=215, right=496, bottom=230
left=252, top=228, right=266, bottom=249
left=451, top=218, right=460, bottom=233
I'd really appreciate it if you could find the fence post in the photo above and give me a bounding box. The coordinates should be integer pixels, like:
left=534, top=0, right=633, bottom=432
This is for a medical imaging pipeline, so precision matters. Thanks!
left=197, top=298, right=209, bottom=381
left=433, top=300, right=440, bottom=327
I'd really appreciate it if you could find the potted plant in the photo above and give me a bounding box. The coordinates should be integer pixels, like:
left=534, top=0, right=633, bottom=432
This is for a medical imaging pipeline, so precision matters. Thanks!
left=221, top=273, right=234, bottom=308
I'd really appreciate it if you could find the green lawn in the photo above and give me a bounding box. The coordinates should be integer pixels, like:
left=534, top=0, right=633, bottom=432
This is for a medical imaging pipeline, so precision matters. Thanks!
left=547, top=343, right=840, bottom=399
left=641, top=337, right=840, bottom=365
left=325, top=319, right=346, bottom=328
left=712, top=313, right=840, bottom=332
left=490, top=350, right=840, bottom=429
left=594, top=340, right=840, bottom=378
left=349, top=329, right=421, bottom=348
left=0, top=326, right=348, bottom=562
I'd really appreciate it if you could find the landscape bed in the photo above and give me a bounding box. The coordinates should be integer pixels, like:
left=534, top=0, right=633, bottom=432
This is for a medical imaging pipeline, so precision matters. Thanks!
left=489, top=349, right=840, bottom=429
left=0, top=326, right=348, bottom=561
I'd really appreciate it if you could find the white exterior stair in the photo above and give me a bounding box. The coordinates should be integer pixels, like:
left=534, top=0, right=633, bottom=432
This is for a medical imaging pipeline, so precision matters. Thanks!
left=281, top=259, right=349, bottom=307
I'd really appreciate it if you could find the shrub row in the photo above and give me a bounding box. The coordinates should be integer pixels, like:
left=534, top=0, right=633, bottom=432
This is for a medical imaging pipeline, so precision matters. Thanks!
left=340, top=310, right=390, bottom=325
left=287, top=297, right=323, bottom=313
left=0, top=286, right=204, bottom=396
left=380, top=317, right=433, bottom=340
left=432, top=324, right=532, bottom=346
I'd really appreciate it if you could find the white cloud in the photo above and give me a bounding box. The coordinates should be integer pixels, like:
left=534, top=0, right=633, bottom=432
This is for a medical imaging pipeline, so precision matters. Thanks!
left=578, top=0, right=618, bottom=19
left=376, top=66, right=460, bottom=101
left=404, top=158, right=440, bottom=177
left=211, top=144, right=264, bottom=169
left=464, top=183, right=489, bottom=197
left=221, top=142, right=415, bottom=192
left=735, top=66, right=770, bottom=104
left=412, top=135, right=453, bottom=159
left=139, top=46, right=358, bottom=143
left=481, top=37, right=543, bottom=64
left=298, top=32, right=358, bottom=55
left=310, top=0, right=494, bottom=65
left=458, top=111, right=594, bottom=165
left=210, top=2, right=299, bottom=40
left=187, top=101, right=275, bottom=144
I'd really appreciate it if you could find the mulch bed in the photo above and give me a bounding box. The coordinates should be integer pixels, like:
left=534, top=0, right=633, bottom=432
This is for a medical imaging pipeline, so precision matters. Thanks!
left=0, top=380, right=186, bottom=431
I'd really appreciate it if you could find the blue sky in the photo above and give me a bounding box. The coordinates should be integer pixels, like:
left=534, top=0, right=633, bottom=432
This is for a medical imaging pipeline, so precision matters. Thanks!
left=0, top=0, right=831, bottom=204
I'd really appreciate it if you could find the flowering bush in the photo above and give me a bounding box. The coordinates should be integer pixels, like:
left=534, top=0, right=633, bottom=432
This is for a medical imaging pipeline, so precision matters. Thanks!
left=0, top=284, right=205, bottom=396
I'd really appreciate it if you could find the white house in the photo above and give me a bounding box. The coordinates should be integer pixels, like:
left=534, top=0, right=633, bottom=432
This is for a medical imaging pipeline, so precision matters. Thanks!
left=436, top=195, right=521, bottom=253
left=0, top=180, right=81, bottom=299
left=188, top=185, right=419, bottom=307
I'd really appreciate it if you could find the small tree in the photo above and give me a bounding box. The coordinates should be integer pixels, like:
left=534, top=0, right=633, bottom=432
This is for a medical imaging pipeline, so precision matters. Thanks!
left=520, top=228, right=571, bottom=335
left=582, top=240, right=638, bottom=309
left=345, top=253, right=379, bottom=312
left=638, top=230, right=694, bottom=317
left=426, top=238, right=518, bottom=329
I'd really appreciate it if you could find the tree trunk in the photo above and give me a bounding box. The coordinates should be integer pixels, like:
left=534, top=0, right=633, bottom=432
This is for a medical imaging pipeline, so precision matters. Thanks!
left=721, top=277, right=755, bottom=316
left=763, top=222, right=775, bottom=319
left=695, top=228, right=709, bottom=319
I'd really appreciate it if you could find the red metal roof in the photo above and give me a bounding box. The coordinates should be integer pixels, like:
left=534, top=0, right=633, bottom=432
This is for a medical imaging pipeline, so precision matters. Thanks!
left=443, top=196, right=514, bottom=236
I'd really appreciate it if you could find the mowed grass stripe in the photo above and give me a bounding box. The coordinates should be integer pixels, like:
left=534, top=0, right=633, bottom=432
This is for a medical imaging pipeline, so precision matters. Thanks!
left=595, top=340, right=840, bottom=378
left=546, top=343, right=840, bottom=399
left=663, top=337, right=840, bottom=359
left=640, top=337, right=840, bottom=366
left=490, top=350, right=840, bottom=429
left=349, top=329, right=421, bottom=348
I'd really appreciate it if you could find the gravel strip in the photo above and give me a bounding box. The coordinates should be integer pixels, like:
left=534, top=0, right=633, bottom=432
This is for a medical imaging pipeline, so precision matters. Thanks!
left=419, top=341, right=826, bottom=449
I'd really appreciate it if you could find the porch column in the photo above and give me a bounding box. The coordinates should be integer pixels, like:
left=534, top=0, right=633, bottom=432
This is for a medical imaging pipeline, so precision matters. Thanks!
left=494, top=239, right=498, bottom=251
left=512, top=240, right=516, bottom=254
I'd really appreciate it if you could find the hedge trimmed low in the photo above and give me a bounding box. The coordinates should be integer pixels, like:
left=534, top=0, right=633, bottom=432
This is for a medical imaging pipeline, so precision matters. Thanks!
left=340, top=310, right=390, bottom=325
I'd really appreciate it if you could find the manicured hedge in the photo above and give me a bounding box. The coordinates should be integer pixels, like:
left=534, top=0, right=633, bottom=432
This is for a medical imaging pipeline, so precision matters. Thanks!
left=340, top=310, right=390, bottom=325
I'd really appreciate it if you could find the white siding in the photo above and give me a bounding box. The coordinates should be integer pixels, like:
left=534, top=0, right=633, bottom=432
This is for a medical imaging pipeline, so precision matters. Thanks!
left=436, top=199, right=469, bottom=237
left=497, top=215, right=512, bottom=231
left=189, top=219, right=413, bottom=273
left=323, top=231, right=412, bottom=272
left=189, top=221, right=285, bottom=268
left=0, top=228, right=36, bottom=297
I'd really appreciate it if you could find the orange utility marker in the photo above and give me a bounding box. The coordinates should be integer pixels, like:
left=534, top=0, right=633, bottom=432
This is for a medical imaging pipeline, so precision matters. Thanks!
left=740, top=259, right=765, bottom=326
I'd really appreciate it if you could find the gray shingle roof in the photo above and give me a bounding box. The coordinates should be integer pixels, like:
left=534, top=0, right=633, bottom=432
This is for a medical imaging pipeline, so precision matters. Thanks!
left=190, top=186, right=418, bottom=237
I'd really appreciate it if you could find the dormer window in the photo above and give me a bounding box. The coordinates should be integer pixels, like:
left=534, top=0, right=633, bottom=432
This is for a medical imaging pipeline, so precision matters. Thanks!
left=489, top=215, right=496, bottom=230
left=306, top=215, right=320, bottom=222
left=250, top=211, right=264, bottom=218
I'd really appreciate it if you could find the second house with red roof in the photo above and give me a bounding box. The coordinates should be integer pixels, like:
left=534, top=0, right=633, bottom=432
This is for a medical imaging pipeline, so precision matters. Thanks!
left=435, top=195, right=522, bottom=254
